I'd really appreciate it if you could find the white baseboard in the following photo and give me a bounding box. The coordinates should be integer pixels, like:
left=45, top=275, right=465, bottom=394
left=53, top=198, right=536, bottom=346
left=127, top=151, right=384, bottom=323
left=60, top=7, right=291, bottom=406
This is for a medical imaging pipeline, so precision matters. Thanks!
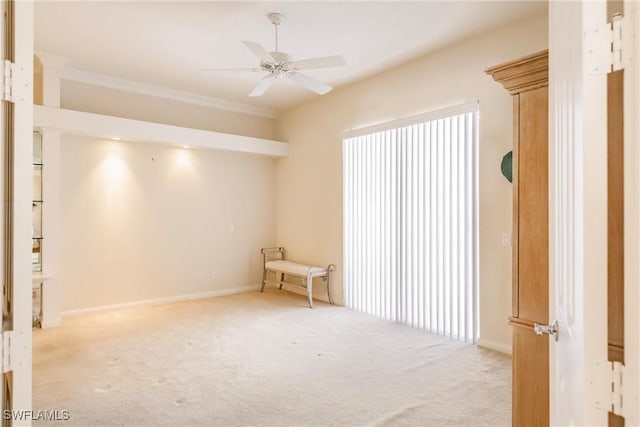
left=61, top=285, right=261, bottom=318
left=477, top=338, right=512, bottom=356
left=41, top=318, right=62, bottom=328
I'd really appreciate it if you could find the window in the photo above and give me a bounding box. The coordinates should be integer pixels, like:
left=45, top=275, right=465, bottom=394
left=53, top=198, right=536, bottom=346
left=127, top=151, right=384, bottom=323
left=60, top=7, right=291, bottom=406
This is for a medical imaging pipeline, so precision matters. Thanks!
left=343, top=103, right=479, bottom=343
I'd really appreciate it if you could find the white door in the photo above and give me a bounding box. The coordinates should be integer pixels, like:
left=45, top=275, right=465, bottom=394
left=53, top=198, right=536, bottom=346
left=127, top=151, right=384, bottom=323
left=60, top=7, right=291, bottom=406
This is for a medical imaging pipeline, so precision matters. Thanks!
left=1, top=0, right=34, bottom=423
left=549, top=0, right=639, bottom=425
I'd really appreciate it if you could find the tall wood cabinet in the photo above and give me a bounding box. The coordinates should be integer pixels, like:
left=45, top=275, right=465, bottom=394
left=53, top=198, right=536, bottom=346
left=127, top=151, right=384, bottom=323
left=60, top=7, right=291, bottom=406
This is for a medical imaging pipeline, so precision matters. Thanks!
left=607, top=68, right=625, bottom=427
left=486, top=50, right=549, bottom=427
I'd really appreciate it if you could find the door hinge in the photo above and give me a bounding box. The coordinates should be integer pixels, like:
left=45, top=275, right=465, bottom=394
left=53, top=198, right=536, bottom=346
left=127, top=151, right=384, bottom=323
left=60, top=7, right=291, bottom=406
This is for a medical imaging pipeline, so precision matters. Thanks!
left=2, top=331, right=14, bottom=373
left=591, top=360, right=626, bottom=417
left=1, top=60, right=29, bottom=103
left=1, top=330, right=28, bottom=374
left=610, top=361, right=625, bottom=417
left=585, top=14, right=632, bottom=74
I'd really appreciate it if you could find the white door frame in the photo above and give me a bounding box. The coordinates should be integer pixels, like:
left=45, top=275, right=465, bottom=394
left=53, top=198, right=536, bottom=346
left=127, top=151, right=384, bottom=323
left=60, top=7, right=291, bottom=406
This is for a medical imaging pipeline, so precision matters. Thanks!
left=549, top=0, right=639, bottom=424
left=1, top=0, right=34, bottom=422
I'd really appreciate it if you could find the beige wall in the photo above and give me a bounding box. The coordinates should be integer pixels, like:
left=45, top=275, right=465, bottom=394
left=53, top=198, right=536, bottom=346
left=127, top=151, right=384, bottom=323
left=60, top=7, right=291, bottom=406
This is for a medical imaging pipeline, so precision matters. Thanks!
left=60, top=135, right=276, bottom=311
left=275, top=13, right=548, bottom=349
left=54, top=75, right=280, bottom=312
left=61, top=80, right=278, bottom=140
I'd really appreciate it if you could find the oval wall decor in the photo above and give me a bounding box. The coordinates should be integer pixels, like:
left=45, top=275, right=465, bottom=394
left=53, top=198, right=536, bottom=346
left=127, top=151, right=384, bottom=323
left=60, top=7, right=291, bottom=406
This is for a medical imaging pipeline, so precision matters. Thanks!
left=501, top=150, right=513, bottom=183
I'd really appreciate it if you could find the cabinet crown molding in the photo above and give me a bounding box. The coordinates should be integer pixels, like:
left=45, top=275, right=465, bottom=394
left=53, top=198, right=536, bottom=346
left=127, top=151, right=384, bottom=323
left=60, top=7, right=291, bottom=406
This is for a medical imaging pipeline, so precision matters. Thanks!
left=485, top=50, right=548, bottom=95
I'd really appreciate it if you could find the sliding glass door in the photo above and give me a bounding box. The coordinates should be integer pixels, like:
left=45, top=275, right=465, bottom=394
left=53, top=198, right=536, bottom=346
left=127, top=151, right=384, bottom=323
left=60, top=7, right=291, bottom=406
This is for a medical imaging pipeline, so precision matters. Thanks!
left=343, top=104, right=479, bottom=343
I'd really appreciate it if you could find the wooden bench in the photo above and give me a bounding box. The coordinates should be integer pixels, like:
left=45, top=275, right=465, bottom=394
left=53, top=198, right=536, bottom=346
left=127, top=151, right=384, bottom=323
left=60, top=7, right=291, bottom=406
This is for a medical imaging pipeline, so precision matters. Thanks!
left=260, top=247, right=335, bottom=308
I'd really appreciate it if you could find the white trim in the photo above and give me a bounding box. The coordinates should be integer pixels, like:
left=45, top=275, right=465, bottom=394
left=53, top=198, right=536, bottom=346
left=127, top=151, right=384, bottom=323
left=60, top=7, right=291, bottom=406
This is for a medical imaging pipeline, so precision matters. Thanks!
left=60, top=66, right=279, bottom=119
left=41, top=319, right=61, bottom=329
left=11, top=0, right=35, bottom=413
left=477, top=338, right=512, bottom=356
left=61, top=285, right=261, bottom=318
left=31, top=273, right=51, bottom=285
left=34, top=105, right=288, bottom=158
left=342, top=101, right=479, bottom=139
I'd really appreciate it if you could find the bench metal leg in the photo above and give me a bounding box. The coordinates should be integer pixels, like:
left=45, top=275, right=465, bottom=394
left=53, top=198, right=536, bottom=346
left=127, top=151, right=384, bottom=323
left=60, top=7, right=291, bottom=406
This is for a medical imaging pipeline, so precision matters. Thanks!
left=326, top=264, right=335, bottom=305
left=326, top=277, right=333, bottom=305
left=279, top=272, right=284, bottom=290
left=261, top=268, right=267, bottom=293
left=306, top=274, right=313, bottom=309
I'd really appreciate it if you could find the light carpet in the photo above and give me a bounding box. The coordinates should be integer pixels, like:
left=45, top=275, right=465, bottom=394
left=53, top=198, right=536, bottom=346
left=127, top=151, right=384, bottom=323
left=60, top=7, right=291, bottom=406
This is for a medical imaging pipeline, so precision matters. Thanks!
left=33, top=290, right=511, bottom=427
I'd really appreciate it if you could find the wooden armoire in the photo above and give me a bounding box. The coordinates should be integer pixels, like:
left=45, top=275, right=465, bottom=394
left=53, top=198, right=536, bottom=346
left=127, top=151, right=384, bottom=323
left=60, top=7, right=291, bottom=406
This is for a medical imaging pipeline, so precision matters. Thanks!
left=486, top=51, right=550, bottom=427
left=487, top=47, right=625, bottom=426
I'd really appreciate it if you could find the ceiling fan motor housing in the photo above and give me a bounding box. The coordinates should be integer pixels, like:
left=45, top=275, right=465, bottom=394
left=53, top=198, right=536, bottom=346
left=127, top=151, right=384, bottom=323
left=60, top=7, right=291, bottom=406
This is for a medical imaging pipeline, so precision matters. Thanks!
left=262, top=51, right=292, bottom=76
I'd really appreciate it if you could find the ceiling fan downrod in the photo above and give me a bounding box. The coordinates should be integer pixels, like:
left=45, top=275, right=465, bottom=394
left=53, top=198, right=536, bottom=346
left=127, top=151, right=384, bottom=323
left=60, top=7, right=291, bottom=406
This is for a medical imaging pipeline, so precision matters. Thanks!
left=268, top=13, right=283, bottom=53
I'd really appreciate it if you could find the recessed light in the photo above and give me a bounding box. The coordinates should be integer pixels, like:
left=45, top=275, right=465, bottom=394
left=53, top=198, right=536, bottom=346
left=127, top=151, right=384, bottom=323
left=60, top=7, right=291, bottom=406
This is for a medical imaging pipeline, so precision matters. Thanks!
left=112, top=137, right=121, bottom=141
left=182, top=145, right=190, bottom=149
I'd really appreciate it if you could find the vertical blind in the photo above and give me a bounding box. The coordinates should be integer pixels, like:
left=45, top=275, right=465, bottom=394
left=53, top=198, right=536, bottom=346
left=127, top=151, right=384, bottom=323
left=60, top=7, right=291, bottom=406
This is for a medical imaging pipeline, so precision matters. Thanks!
left=343, top=105, right=479, bottom=343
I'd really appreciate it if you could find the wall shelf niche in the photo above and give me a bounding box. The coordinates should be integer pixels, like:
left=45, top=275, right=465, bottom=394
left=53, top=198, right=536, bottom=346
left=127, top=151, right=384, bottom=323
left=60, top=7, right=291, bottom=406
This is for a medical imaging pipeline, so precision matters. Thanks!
left=32, top=130, right=44, bottom=328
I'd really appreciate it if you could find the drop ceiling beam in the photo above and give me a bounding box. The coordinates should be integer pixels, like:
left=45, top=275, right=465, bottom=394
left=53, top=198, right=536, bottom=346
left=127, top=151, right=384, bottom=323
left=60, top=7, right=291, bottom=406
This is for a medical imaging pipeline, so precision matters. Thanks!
left=34, top=105, right=288, bottom=158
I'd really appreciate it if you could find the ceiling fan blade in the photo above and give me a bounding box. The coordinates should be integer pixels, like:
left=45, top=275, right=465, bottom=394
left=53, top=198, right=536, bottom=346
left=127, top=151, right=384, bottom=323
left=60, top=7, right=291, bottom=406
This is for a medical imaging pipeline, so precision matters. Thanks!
left=242, top=41, right=275, bottom=63
left=289, top=55, right=346, bottom=70
left=249, top=75, right=275, bottom=97
left=288, top=72, right=332, bottom=95
left=201, top=67, right=261, bottom=72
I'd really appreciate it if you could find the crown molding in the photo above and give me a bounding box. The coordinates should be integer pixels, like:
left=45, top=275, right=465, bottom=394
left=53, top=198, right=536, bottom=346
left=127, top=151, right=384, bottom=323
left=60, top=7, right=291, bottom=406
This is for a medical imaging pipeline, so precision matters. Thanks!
left=484, top=50, right=548, bottom=95
left=59, top=66, right=279, bottom=119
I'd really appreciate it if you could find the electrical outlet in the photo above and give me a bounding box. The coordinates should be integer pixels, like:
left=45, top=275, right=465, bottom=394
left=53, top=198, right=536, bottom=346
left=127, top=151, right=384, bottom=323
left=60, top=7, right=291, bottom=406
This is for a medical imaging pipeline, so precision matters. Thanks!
left=501, top=232, right=512, bottom=247
left=212, top=271, right=219, bottom=280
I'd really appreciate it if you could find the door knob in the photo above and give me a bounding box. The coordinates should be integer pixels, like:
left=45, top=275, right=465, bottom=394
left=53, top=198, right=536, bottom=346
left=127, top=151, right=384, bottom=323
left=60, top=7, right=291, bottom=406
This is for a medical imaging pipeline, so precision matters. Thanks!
left=534, top=319, right=559, bottom=341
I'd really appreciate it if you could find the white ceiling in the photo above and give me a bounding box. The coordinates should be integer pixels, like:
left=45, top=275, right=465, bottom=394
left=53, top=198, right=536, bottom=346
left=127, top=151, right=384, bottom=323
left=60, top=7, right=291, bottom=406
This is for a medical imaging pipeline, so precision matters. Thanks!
left=35, top=1, right=547, bottom=113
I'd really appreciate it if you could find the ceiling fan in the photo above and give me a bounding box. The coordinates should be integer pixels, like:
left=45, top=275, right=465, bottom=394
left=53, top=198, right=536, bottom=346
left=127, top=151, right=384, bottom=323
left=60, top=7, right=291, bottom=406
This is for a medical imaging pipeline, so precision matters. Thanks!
left=203, top=13, right=346, bottom=97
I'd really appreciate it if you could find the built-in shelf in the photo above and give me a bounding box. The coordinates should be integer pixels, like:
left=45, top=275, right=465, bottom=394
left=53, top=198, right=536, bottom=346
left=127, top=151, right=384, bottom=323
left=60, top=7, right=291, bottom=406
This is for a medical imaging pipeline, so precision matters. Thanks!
left=32, top=273, right=50, bottom=328
left=33, top=131, right=43, bottom=277
left=32, top=273, right=51, bottom=285
left=33, top=131, right=45, bottom=328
